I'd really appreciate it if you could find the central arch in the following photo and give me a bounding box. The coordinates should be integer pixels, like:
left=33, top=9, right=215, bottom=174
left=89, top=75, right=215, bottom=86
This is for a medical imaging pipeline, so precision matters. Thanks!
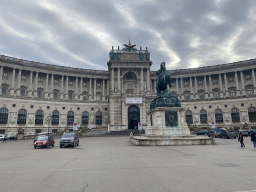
left=128, top=105, right=140, bottom=129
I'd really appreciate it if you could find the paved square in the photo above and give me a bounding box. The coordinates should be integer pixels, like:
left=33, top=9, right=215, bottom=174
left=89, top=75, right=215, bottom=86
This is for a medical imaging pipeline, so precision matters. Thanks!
left=0, top=136, right=256, bottom=192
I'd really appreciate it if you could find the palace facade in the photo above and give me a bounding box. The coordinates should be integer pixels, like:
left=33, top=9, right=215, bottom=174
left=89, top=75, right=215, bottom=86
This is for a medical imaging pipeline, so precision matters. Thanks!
left=0, top=43, right=256, bottom=135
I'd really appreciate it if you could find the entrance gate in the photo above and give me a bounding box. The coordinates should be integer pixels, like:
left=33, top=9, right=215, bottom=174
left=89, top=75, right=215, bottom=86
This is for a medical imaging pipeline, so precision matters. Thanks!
left=128, top=105, right=140, bottom=129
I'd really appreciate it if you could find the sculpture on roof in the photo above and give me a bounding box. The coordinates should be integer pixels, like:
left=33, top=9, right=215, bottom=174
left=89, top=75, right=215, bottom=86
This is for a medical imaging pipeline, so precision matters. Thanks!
left=123, top=39, right=137, bottom=51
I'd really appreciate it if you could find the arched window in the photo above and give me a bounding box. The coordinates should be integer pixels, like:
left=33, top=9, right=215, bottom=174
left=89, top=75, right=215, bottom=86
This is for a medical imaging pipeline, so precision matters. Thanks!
left=248, top=107, right=256, bottom=122
left=17, top=109, right=27, bottom=124
left=67, top=111, right=74, bottom=125
left=185, top=110, right=193, bottom=124
left=35, top=110, right=44, bottom=125
left=215, top=109, right=223, bottom=123
left=96, top=111, right=102, bottom=125
left=51, top=110, right=59, bottom=125
left=82, top=111, right=89, bottom=125
left=200, top=110, right=207, bottom=123
left=0, top=108, right=8, bottom=124
left=231, top=108, right=240, bottom=122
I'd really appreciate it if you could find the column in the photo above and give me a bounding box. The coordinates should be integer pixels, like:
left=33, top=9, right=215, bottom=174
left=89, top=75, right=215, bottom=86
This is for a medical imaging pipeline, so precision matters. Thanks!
left=252, top=69, right=256, bottom=95
left=80, top=78, right=83, bottom=100
left=89, top=78, right=92, bottom=100
left=117, top=68, right=121, bottom=92
left=17, top=69, right=22, bottom=96
left=240, top=71, right=245, bottom=95
left=44, top=73, right=49, bottom=98
left=10, top=68, right=16, bottom=95
left=34, top=72, right=38, bottom=97
left=153, top=79, right=156, bottom=94
left=111, top=68, right=114, bottom=91
left=65, top=76, right=69, bottom=99
left=176, top=78, right=179, bottom=97
left=204, top=75, right=208, bottom=99
left=94, top=78, right=96, bottom=100
left=60, top=75, right=64, bottom=99
left=50, top=74, right=54, bottom=99
left=209, top=75, right=213, bottom=98
left=141, top=68, right=144, bottom=92
left=180, top=78, right=184, bottom=100
left=75, top=77, right=78, bottom=100
left=102, top=79, right=105, bottom=101
left=190, top=77, right=193, bottom=99
left=0, top=66, right=3, bottom=95
left=224, top=73, right=229, bottom=97
left=235, top=71, right=240, bottom=96
left=107, top=79, right=109, bottom=97
left=219, top=74, right=223, bottom=97
left=28, top=71, right=33, bottom=97
left=194, top=76, right=198, bottom=99
left=147, top=68, right=150, bottom=92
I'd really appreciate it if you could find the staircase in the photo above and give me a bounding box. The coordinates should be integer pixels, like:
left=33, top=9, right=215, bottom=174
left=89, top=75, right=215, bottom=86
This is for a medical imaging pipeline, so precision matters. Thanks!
left=104, top=129, right=145, bottom=136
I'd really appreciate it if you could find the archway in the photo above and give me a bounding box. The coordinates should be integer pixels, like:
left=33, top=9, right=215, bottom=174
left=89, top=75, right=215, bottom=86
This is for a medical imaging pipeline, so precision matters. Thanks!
left=128, top=105, right=140, bottom=129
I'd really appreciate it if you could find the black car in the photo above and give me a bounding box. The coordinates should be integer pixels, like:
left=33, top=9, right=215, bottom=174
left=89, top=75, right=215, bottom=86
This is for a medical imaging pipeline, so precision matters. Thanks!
left=60, top=132, right=79, bottom=148
left=7, top=135, right=17, bottom=140
left=219, top=130, right=237, bottom=139
left=196, top=130, right=209, bottom=136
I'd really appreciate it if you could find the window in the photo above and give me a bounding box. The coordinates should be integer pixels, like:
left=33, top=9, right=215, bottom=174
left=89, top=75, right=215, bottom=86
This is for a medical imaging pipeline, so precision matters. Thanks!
left=229, top=76, right=234, bottom=82
left=185, top=110, right=193, bottom=124
left=3, top=72, right=8, bottom=77
left=51, top=110, right=59, bottom=125
left=21, top=75, right=26, bottom=80
left=68, top=92, right=73, bottom=100
left=215, top=109, right=223, bottom=123
left=213, top=79, right=218, bottom=83
left=125, top=73, right=134, bottom=80
left=17, top=109, right=27, bottom=124
left=97, top=83, right=101, bottom=87
left=54, top=92, right=58, bottom=99
left=83, top=95, right=87, bottom=100
left=2, top=87, right=7, bottom=95
left=38, top=91, right=42, bottom=98
left=249, top=107, right=256, bottom=122
left=82, top=111, right=89, bottom=125
left=231, top=108, right=240, bottom=122
left=214, top=91, right=219, bottom=98
left=83, top=82, right=87, bottom=86
left=69, top=81, right=73, bottom=85
left=96, top=96, right=101, bottom=101
left=96, top=111, right=102, bottom=125
left=198, top=80, right=203, bottom=85
left=35, top=110, right=44, bottom=125
left=67, top=111, right=74, bottom=125
left=247, top=89, right=253, bottom=95
left=184, top=81, right=188, bottom=86
left=185, top=93, right=190, bottom=100
left=246, top=74, right=251, bottom=80
left=38, top=77, right=43, bottom=82
left=54, top=79, right=58, bottom=84
left=20, top=89, right=25, bottom=96
left=199, top=92, right=204, bottom=99
left=0, top=108, right=8, bottom=124
left=230, top=90, right=236, bottom=96
left=200, top=110, right=207, bottom=123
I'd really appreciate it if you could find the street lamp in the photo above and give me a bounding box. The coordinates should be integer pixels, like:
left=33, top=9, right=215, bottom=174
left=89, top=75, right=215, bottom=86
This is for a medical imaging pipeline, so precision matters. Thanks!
left=47, top=114, right=52, bottom=149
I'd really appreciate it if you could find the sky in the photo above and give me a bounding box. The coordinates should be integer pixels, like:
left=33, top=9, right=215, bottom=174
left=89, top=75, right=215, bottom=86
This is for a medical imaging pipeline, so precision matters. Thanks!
left=0, top=0, right=256, bottom=71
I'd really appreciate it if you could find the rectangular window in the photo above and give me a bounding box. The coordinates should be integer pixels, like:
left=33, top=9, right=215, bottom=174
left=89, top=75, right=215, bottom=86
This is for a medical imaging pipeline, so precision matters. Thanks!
left=21, top=75, right=26, bottom=80
left=198, top=80, right=203, bottom=85
left=54, top=92, right=58, bottom=99
left=214, top=92, right=219, bottom=98
left=199, top=92, right=204, bottom=99
left=230, top=90, right=235, bottom=96
left=20, top=89, right=25, bottom=96
left=229, top=77, right=234, bottom=82
left=38, top=77, right=43, bottom=82
left=246, top=74, right=251, bottom=80
left=83, top=95, right=87, bottom=100
left=248, top=89, right=253, bottom=95
left=213, top=79, right=218, bottom=83
left=83, top=82, right=87, bottom=86
left=69, top=93, right=72, bottom=100
left=97, top=83, right=101, bottom=87
left=2, top=87, right=7, bottom=95
left=3, top=72, right=8, bottom=77
left=184, top=82, right=188, bottom=86
left=96, top=96, right=101, bottom=100
left=69, top=81, right=73, bottom=85
left=54, top=79, right=58, bottom=84
left=185, top=94, right=190, bottom=100
left=38, top=91, right=42, bottom=98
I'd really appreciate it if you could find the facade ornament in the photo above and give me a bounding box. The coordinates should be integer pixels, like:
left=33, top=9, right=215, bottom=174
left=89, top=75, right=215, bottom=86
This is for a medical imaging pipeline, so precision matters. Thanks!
left=10, top=113, right=16, bottom=124
left=117, top=53, right=121, bottom=60
left=123, top=40, right=137, bottom=51
left=90, top=115, right=94, bottom=124
left=145, top=52, right=150, bottom=61
left=139, top=52, right=144, bottom=60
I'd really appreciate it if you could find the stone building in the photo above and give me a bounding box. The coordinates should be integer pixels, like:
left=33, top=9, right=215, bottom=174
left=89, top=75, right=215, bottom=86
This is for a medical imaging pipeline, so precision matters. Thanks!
left=0, top=42, right=256, bottom=135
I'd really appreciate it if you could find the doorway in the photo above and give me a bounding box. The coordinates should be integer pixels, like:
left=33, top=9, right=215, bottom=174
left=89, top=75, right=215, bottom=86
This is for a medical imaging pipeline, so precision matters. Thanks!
left=128, top=105, right=140, bottom=129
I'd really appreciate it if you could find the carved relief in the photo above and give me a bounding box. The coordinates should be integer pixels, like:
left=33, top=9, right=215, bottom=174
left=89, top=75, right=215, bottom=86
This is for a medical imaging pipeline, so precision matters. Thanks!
left=241, top=112, right=247, bottom=122
left=28, top=114, right=34, bottom=125
left=90, top=115, right=94, bottom=124
left=9, top=113, right=16, bottom=124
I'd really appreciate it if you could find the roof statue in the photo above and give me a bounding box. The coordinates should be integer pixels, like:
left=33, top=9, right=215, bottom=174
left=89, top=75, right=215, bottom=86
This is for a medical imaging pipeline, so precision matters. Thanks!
left=123, top=39, right=137, bottom=51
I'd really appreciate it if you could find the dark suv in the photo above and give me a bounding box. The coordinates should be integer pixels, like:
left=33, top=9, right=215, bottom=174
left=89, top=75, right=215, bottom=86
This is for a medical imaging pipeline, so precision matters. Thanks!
left=60, top=132, right=79, bottom=148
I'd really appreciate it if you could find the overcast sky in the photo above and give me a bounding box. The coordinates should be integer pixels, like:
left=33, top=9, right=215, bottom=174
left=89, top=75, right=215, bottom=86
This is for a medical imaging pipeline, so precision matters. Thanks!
left=0, top=0, right=256, bottom=71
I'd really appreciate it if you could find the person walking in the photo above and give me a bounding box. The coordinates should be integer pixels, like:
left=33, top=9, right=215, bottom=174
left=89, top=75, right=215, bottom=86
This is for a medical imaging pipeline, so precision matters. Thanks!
left=238, top=132, right=245, bottom=147
left=3, top=136, right=7, bottom=143
left=250, top=130, right=256, bottom=148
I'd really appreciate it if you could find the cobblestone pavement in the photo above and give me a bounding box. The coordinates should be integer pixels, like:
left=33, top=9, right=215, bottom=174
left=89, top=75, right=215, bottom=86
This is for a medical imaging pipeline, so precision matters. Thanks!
left=0, top=136, right=256, bottom=192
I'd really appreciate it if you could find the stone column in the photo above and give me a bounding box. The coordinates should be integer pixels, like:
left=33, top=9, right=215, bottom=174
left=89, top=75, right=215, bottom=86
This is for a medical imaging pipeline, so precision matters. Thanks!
left=194, top=76, right=198, bottom=99
left=0, top=66, right=3, bottom=95
left=153, top=79, right=156, bottom=94
left=79, top=78, right=83, bottom=100
left=176, top=78, right=179, bottom=98
left=28, top=71, right=33, bottom=97
left=65, top=76, right=69, bottom=99
left=204, top=75, right=208, bottom=99
left=181, top=78, right=184, bottom=100
left=209, top=75, right=213, bottom=98
left=117, top=68, right=121, bottom=92
left=44, top=73, right=49, bottom=98
left=50, top=74, right=54, bottom=99
left=252, top=69, right=256, bottom=95
left=10, top=68, right=16, bottom=95
left=240, top=71, right=245, bottom=95
left=107, top=79, right=109, bottom=98
left=141, top=68, right=144, bottom=92
left=147, top=68, right=150, bottom=92
left=102, top=79, right=105, bottom=101
left=219, top=74, right=223, bottom=97
left=89, top=78, right=92, bottom=100
left=235, top=71, right=240, bottom=96
left=75, top=77, right=78, bottom=100
left=190, top=77, right=193, bottom=99
left=111, top=68, right=114, bottom=92
left=94, top=78, right=96, bottom=100
left=224, top=73, right=229, bottom=97
left=33, top=72, right=38, bottom=97
left=16, top=69, right=22, bottom=96
left=60, top=75, right=64, bottom=99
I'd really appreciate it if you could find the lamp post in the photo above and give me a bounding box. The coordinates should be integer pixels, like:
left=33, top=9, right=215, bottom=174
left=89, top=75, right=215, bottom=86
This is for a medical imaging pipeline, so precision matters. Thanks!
left=47, top=114, right=52, bottom=149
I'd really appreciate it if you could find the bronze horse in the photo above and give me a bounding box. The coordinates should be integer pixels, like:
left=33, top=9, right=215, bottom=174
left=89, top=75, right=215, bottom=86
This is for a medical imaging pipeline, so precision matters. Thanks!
left=156, top=62, right=172, bottom=94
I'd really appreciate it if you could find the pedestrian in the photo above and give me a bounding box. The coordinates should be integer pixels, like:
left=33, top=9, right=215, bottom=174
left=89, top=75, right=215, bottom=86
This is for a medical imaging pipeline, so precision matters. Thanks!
left=3, top=136, right=7, bottom=143
left=238, top=132, right=245, bottom=147
left=250, top=130, right=256, bottom=148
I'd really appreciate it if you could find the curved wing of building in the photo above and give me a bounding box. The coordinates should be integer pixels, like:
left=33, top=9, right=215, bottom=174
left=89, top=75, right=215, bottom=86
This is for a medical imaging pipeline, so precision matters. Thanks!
left=0, top=44, right=256, bottom=135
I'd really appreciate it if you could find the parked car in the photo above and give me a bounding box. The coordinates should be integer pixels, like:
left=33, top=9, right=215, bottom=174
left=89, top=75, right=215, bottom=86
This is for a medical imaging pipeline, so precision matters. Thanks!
left=219, top=130, right=237, bottom=139
left=60, top=132, right=79, bottom=148
left=239, top=130, right=249, bottom=137
left=34, top=136, right=55, bottom=149
left=208, top=129, right=223, bottom=138
left=0, top=134, right=6, bottom=140
left=248, top=129, right=256, bottom=135
left=196, top=130, right=209, bottom=136
left=7, top=135, right=17, bottom=140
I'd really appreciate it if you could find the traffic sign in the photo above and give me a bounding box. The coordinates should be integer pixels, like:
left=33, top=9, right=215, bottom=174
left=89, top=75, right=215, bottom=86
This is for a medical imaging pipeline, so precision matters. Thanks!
left=138, top=122, right=142, bottom=130
left=73, top=122, right=78, bottom=130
